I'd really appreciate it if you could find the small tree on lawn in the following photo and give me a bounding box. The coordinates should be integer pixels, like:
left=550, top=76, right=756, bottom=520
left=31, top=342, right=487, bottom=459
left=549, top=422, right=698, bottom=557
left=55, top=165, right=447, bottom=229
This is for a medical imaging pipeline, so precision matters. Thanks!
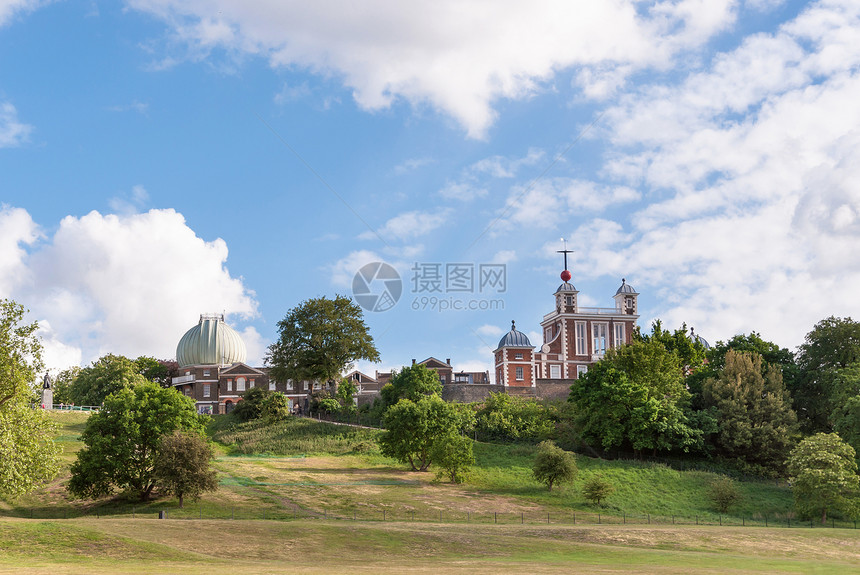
left=787, top=433, right=859, bottom=524
left=430, top=432, right=474, bottom=483
left=582, top=474, right=614, bottom=505
left=532, top=440, right=577, bottom=491
left=153, top=431, right=218, bottom=508
left=261, top=393, right=291, bottom=421
left=380, top=395, right=465, bottom=472
left=708, top=476, right=742, bottom=513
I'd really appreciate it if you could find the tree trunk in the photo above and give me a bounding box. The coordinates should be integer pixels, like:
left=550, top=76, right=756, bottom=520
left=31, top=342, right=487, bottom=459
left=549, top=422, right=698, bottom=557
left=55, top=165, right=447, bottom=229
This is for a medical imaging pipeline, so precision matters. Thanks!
left=821, top=508, right=827, bottom=525
left=179, top=493, right=184, bottom=509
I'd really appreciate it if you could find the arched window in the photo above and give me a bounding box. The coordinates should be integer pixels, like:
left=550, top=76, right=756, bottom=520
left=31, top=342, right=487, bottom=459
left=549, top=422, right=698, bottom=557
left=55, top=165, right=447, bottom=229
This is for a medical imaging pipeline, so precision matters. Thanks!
left=236, top=377, right=246, bottom=391
left=224, top=400, right=234, bottom=414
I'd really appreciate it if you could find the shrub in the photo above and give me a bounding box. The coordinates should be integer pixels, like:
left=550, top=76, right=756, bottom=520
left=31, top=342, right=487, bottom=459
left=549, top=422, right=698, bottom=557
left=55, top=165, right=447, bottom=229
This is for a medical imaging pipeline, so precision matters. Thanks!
left=582, top=474, right=614, bottom=505
left=532, top=440, right=577, bottom=491
left=430, top=432, right=475, bottom=483
left=707, top=476, right=742, bottom=513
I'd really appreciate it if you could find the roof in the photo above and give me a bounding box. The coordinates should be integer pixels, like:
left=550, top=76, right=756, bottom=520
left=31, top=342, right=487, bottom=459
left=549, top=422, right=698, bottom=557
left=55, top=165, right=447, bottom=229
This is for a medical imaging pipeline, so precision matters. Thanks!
left=615, top=278, right=638, bottom=295
left=555, top=282, right=577, bottom=293
left=497, top=320, right=533, bottom=348
left=176, top=314, right=247, bottom=367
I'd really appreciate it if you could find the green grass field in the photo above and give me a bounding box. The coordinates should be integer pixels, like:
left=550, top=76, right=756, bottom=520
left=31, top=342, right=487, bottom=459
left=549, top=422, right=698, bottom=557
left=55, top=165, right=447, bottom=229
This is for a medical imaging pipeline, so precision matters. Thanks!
left=2, top=411, right=856, bottom=574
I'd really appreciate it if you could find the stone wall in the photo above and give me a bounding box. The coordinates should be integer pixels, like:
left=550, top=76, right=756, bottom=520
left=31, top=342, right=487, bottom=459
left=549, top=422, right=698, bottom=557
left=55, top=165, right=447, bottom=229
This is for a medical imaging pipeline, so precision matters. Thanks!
left=441, top=384, right=506, bottom=403
left=535, top=379, right=575, bottom=400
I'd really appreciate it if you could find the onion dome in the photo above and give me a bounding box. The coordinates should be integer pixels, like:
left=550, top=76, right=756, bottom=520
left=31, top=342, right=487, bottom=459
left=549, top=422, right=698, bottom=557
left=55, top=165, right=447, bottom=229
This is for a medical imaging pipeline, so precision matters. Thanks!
left=615, top=278, right=637, bottom=295
left=497, top=320, right=533, bottom=348
left=177, top=314, right=247, bottom=367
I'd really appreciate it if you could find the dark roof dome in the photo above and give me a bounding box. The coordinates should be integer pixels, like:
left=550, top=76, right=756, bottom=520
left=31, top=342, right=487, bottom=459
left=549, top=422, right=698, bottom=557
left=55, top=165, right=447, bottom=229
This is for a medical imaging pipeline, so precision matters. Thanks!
left=690, top=327, right=711, bottom=349
left=497, top=320, right=533, bottom=348
left=555, top=282, right=577, bottom=293
left=615, top=278, right=637, bottom=295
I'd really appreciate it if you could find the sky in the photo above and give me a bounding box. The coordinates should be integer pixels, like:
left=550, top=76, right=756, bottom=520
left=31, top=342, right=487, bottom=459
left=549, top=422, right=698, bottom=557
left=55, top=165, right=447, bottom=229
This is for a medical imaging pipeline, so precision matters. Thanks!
left=2, top=0, right=860, bottom=378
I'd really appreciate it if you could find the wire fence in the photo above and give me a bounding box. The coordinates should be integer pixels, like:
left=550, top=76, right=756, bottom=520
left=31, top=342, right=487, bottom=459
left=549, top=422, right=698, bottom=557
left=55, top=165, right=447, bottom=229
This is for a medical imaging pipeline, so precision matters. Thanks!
left=5, top=505, right=857, bottom=530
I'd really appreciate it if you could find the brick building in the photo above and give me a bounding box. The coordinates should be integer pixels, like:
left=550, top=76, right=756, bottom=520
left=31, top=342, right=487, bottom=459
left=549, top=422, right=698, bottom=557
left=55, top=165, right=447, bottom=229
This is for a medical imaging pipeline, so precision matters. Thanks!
left=494, top=250, right=639, bottom=388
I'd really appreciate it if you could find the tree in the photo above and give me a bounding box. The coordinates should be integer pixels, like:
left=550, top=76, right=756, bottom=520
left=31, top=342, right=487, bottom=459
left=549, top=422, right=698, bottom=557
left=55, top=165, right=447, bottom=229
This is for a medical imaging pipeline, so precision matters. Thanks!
left=707, top=476, right=742, bottom=513
left=430, top=431, right=474, bottom=483
left=582, top=474, right=614, bottom=505
left=0, top=299, right=60, bottom=499
left=68, top=354, right=148, bottom=407
left=379, top=363, right=442, bottom=407
left=135, top=356, right=179, bottom=387
left=51, top=366, right=81, bottom=405
left=786, top=433, right=859, bottom=524
left=829, top=362, right=860, bottom=461
left=231, top=387, right=271, bottom=421
left=261, top=393, right=291, bottom=421
left=475, top=392, right=555, bottom=442
left=335, top=378, right=358, bottom=415
left=266, top=295, right=380, bottom=388
left=701, top=350, right=798, bottom=472
left=68, top=382, right=204, bottom=501
left=795, top=317, right=860, bottom=432
left=153, top=431, right=218, bottom=508
left=569, top=339, right=702, bottom=455
left=532, top=440, right=577, bottom=491
left=635, top=320, right=708, bottom=373
left=379, top=395, right=468, bottom=472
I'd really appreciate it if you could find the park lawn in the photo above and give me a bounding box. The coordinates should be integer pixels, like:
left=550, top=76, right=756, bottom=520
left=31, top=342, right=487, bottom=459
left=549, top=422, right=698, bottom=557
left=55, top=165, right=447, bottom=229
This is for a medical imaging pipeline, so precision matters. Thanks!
left=1, top=517, right=859, bottom=574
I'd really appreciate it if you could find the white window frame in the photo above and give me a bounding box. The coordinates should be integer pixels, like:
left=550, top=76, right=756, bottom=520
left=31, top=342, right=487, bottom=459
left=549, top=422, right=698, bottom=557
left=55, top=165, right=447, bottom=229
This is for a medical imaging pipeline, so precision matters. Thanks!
left=268, top=380, right=276, bottom=391
left=203, top=369, right=210, bottom=377
left=614, top=323, right=625, bottom=348
left=286, top=380, right=294, bottom=391
left=236, top=377, right=246, bottom=392
left=577, top=365, right=588, bottom=377
left=203, top=384, right=211, bottom=398
left=545, top=328, right=552, bottom=342
left=514, top=353, right=523, bottom=360
left=575, top=321, right=587, bottom=355
left=515, top=366, right=524, bottom=381
left=226, top=379, right=233, bottom=392
left=593, top=323, right=608, bottom=356
left=550, top=364, right=561, bottom=379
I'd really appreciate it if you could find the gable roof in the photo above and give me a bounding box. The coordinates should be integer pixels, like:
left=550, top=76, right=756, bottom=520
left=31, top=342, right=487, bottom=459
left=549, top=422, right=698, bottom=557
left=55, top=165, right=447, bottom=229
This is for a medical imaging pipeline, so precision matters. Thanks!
left=419, top=357, right=452, bottom=368
left=220, top=362, right=266, bottom=376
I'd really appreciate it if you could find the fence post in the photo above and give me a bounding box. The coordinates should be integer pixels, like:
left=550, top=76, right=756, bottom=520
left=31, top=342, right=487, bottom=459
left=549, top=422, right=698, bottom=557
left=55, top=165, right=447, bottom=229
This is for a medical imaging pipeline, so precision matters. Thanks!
left=547, top=513, right=550, bottom=525
left=672, top=515, right=675, bottom=525
left=695, top=515, right=698, bottom=525
left=598, top=514, right=601, bottom=525
left=719, top=515, right=722, bottom=526
left=573, top=512, right=576, bottom=525
left=765, top=515, right=767, bottom=527
left=623, top=512, right=625, bottom=525
left=494, top=512, right=497, bottom=524
left=133, top=507, right=135, bottom=519
left=440, top=510, right=443, bottom=523
left=231, top=507, right=234, bottom=520
left=468, top=511, right=470, bottom=522
left=382, top=510, right=385, bottom=521
left=521, top=512, right=524, bottom=524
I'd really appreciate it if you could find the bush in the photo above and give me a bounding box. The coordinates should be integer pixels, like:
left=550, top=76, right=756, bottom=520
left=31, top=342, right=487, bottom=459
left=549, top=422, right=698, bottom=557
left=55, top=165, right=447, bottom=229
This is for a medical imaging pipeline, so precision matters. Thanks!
left=475, top=392, right=555, bottom=442
left=261, top=393, right=291, bottom=421
left=532, top=440, right=577, bottom=491
left=430, top=432, right=475, bottom=483
left=707, top=476, right=742, bottom=513
left=582, top=474, right=614, bottom=505
left=232, top=387, right=271, bottom=421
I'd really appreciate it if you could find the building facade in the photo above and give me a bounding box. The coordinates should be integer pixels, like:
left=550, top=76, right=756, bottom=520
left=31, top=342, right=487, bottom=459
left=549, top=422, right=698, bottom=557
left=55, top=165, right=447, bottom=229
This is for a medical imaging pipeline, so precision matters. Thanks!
left=494, top=261, right=639, bottom=388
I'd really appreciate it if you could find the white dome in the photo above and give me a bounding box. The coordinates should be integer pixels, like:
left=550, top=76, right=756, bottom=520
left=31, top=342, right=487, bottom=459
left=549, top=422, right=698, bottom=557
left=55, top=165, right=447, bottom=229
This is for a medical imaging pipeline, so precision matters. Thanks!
left=176, top=314, right=247, bottom=367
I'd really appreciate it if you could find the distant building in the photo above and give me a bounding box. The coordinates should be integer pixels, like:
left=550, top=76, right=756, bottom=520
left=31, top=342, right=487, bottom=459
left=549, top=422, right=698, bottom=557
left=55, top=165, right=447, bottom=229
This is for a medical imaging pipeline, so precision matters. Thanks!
left=493, top=247, right=640, bottom=389
left=171, top=314, right=309, bottom=414
left=374, top=357, right=490, bottom=388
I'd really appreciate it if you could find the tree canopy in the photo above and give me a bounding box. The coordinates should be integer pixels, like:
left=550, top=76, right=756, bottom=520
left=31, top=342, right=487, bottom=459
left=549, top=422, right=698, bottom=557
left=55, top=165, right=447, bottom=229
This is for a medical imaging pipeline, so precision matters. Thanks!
left=68, top=354, right=149, bottom=407
left=569, top=338, right=702, bottom=455
left=532, top=440, right=577, bottom=491
left=68, top=382, right=204, bottom=501
left=701, top=350, right=798, bottom=473
left=153, top=430, right=218, bottom=508
left=379, top=363, right=442, bottom=407
left=266, top=295, right=380, bottom=387
left=0, top=299, right=59, bottom=499
left=787, top=433, right=859, bottom=524
left=795, top=316, right=860, bottom=432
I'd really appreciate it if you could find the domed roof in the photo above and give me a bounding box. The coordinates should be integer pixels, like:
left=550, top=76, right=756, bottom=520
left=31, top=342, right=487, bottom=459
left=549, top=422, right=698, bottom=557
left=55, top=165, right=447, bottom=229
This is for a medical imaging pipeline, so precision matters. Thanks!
left=689, top=327, right=711, bottom=350
left=615, top=278, right=637, bottom=295
left=177, top=314, right=247, bottom=367
left=555, top=282, right=577, bottom=293
left=497, top=320, right=533, bottom=348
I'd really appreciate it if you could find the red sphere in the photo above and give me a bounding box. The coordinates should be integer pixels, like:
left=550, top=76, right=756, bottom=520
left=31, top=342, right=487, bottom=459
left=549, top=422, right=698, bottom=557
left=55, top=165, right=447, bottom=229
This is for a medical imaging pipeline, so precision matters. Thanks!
left=560, top=270, right=572, bottom=282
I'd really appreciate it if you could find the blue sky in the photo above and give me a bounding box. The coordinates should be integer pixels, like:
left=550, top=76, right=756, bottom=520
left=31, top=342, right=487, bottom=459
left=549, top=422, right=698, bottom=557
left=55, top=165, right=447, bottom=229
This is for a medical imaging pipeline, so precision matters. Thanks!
left=2, top=0, right=859, bottom=377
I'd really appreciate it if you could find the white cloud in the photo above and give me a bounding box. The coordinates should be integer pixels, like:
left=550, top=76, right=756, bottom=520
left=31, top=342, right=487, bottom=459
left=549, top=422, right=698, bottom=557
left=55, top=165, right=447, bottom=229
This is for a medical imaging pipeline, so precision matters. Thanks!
left=127, top=0, right=739, bottom=137
left=0, top=205, right=39, bottom=296
left=360, top=209, right=450, bottom=241
left=0, top=0, right=44, bottom=27
left=475, top=324, right=503, bottom=338
left=108, top=184, right=151, bottom=214
left=8, top=208, right=258, bottom=370
left=393, top=157, right=435, bottom=175
left=0, top=101, right=32, bottom=147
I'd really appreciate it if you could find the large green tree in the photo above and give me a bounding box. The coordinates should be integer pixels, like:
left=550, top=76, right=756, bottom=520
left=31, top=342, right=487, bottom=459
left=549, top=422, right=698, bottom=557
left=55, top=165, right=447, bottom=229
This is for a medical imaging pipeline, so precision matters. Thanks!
left=635, top=320, right=708, bottom=373
left=701, top=350, right=798, bottom=472
left=569, top=339, right=702, bottom=455
left=830, top=362, right=860, bottom=463
left=68, top=354, right=148, bottom=407
left=68, top=382, right=204, bottom=501
left=795, top=316, right=860, bottom=432
left=474, top=392, right=554, bottom=442
left=532, top=440, right=577, bottom=491
left=787, top=433, right=859, bottom=524
left=379, top=363, right=442, bottom=407
left=266, top=295, right=380, bottom=389
left=0, top=299, right=60, bottom=499
left=379, top=395, right=469, bottom=472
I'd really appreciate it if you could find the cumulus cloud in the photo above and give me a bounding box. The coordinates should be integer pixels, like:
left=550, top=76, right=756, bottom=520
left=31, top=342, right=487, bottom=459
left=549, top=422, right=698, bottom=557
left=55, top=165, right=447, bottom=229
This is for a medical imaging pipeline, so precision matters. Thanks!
left=5, top=207, right=258, bottom=370
left=0, top=101, right=32, bottom=147
left=360, top=209, right=450, bottom=242
left=0, top=0, right=44, bottom=27
left=562, top=0, right=860, bottom=348
left=0, top=205, right=38, bottom=296
left=127, top=0, right=739, bottom=137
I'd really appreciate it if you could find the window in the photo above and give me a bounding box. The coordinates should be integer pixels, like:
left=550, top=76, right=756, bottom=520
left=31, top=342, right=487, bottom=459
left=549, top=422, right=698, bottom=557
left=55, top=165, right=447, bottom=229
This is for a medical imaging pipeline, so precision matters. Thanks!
left=614, top=323, right=625, bottom=347
left=313, top=381, right=321, bottom=390
left=286, top=380, right=294, bottom=391
left=577, top=365, right=588, bottom=377
left=575, top=322, right=587, bottom=355
left=203, top=369, right=210, bottom=377
left=226, top=379, right=233, bottom=392
left=236, top=377, right=246, bottom=392
left=593, top=323, right=608, bottom=355
left=565, top=295, right=573, bottom=306
left=626, top=296, right=634, bottom=310
left=515, top=366, right=524, bottom=381
left=440, top=376, right=447, bottom=384
left=203, top=384, right=211, bottom=398
left=550, top=365, right=561, bottom=379
left=249, top=379, right=255, bottom=388
left=269, top=380, right=276, bottom=391
left=514, top=353, right=523, bottom=360
left=497, top=369, right=503, bottom=383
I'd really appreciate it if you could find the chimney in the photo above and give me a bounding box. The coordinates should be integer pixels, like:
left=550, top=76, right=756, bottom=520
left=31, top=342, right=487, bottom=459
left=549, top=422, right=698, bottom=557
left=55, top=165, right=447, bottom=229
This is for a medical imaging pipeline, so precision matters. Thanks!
left=412, top=359, right=416, bottom=365
left=446, top=358, right=451, bottom=366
